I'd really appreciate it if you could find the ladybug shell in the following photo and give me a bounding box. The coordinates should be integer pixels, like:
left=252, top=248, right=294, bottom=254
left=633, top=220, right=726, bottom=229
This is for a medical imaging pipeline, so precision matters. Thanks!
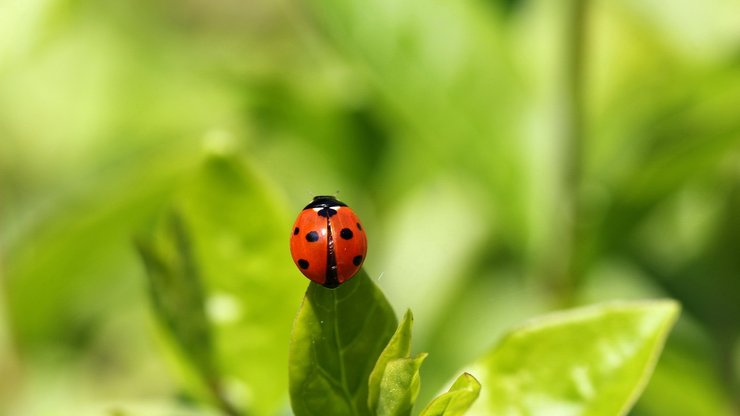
left=290, top=196, right=367, bottom=288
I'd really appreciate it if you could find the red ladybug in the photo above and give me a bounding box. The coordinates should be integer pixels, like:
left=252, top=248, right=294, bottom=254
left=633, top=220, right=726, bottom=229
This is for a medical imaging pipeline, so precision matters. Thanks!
left=290, top=196, right=367, bottom=288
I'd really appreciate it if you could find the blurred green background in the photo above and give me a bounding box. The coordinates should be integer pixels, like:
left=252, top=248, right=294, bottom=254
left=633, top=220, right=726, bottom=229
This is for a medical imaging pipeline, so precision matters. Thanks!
left=2, top=0, right=740, bottom=414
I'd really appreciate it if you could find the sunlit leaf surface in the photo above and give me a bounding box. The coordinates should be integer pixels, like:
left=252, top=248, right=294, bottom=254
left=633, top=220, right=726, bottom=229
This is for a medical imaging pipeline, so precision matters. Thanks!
left=376, top=353, right=427, bottom=416
left=419, top=373, right=481, bottom=416
left=368, top=309, right=414, bottom=413
left=468, top=301, right=679, bottom=416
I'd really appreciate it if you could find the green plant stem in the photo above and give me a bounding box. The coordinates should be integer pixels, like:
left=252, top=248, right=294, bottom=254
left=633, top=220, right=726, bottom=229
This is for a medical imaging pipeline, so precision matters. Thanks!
left=718, top=333, right=740, bottom=414
left=553, top=0, right=590, bottom=306
left=208, top=379, right=244, bottom=416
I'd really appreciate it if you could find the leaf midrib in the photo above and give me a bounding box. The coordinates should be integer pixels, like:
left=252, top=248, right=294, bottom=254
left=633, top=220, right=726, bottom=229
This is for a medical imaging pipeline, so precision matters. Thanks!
left=331, top=289, right=366, bottom=416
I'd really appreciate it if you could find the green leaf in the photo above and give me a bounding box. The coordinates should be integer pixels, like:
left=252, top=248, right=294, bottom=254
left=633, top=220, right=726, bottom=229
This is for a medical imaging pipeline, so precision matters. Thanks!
left=135, top=212, right=215, bottom=383
left=419, top=373, right=481, bottom=416
left=5, top=147, right=195, bottom=353
left=176, top=153, right=307, bottom=414
left=289, top=269, right=398, bottom=416
left=468, top=300, right=679, bottom=416
left=377, top=353, right=428, bottom=416
left=368, top=309, right=414, bottom=413
left=136, top=153, right=308, bottom=414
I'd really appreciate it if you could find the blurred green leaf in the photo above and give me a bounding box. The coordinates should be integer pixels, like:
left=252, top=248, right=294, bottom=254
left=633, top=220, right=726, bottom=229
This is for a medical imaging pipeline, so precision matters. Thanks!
left=376, top=353, right=427, bottom=416
left=468, top=301, right=679, bottom=415
left=4, top=146, right=196, bottom=352
left=171, top=153, right=306, bottom=415
left=419, top=373, right=481, bottom=416
left=289, top=269, right=397, bottom=416
left=136, top=212, right=214, bottom=383
left=369, top=309, right=414, bottom=413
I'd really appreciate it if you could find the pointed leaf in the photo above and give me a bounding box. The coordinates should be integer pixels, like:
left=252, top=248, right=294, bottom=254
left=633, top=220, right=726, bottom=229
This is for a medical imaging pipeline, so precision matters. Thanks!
left=419, top=373, right=481, bottom=416
left=135, top=213, right=214, bottom=381
left=138, top=154, right=308, bottom=414
left=369, top=309, right=414, bottom=412
left=289, top=269, right=398, bottom=416
left=179, top=154, right=307, bottom=414
left=377, top=353, right=428, bottom=416
left=468, top=300, right=679, bottom=416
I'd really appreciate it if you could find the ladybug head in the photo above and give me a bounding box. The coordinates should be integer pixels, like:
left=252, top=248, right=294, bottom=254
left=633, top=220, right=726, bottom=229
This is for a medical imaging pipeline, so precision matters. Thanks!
left=304, top=195, right=347, bottom=209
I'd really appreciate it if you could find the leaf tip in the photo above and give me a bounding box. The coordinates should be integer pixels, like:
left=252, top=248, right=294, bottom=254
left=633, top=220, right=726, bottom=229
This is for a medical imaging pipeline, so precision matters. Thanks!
left=404, top=308, right=414, bottom=320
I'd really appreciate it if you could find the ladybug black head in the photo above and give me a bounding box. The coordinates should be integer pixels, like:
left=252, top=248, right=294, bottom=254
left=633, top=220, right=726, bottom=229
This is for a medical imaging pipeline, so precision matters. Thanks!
left=304, top=195, right=347, bottom=209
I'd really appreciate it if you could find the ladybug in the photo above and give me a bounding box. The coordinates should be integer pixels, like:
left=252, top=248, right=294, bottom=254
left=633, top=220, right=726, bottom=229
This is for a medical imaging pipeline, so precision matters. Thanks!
left=290, top=195, right=367, bottom=288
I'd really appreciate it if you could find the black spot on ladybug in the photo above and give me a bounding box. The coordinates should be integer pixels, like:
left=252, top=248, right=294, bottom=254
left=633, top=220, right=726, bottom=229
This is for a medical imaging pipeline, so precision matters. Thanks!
left=306, top=231, right=319, bottom=242
left=293, top=227, right=300, bottom=235
left=298, top=259, right=309, bottom=269
left=353, top=255, right=363, bottom=266
left=340, top=228, right=353, bottom=240
left=357, top=223, right=363, bottom=231
left=317, top=207, right=337, bottom=218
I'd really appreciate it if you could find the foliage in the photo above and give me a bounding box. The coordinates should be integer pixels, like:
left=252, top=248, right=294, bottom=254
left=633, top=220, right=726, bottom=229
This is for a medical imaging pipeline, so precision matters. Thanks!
left=2, top=0, right=740, bottom=414
left=468, top=301, right=679, bottom=415
left=289, top=270, right=397, bottom=416
left=418, top=373, right=480, bottom=416
left=288, top=271, right=677, bottom=416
